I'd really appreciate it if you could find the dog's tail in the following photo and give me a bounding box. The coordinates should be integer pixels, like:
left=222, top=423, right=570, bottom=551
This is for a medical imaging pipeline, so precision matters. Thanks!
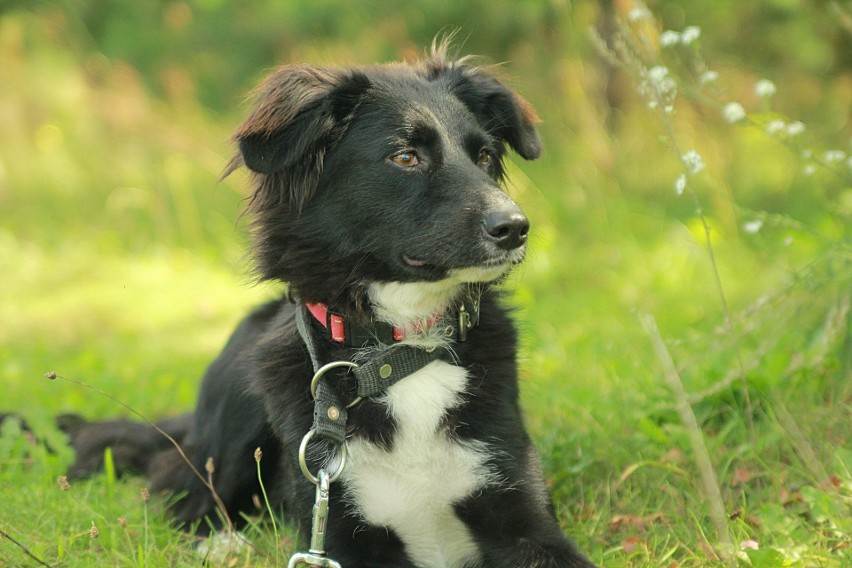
left=3, top=412, right=234, bottom=532
left=58, top=413, right=194, bottom=480
left=46, top=411, right=280, bottom=533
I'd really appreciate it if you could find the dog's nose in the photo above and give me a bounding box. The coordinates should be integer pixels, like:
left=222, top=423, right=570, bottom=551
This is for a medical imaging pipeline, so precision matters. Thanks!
left=482, top=209, right=530, bottom=250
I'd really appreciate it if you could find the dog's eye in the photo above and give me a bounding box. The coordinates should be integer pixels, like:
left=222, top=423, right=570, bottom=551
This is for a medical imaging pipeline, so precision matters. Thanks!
left=477, top=149, right=492, bottom=167
left=391, top=151, right=420, bottom=168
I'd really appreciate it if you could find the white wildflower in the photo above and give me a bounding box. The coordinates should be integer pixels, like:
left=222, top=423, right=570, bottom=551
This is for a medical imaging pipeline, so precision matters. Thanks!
left=743, top=220, right=763, bottom=234
left=786, top=121, right=805, bottom=137
left=640, top=65, right=677, bottom=108
left=674, top=174, right=687, bottom=195
left=660, top=30, right=681, bottom=47
left=765, top=119, right=786, bottom=135
left=699, top=70, right=719, bottom=85
left=803, top=164, right=816, bottom=176
left=661, top=26, right=700, bottom=47
left=681, top=26, right=701, bottom=45
left=648, top=66, right=676, bottom=96
left=823, top=150, right=846, bottom=162
left=723, top=102, right=746, bottom=123
left=628, top=7, right=652, bottom=21
left=755, top=79, right=777, bottom=98
left=647, top=65, right=669, bottom=83
left=682, top=150, right=705, bottom=175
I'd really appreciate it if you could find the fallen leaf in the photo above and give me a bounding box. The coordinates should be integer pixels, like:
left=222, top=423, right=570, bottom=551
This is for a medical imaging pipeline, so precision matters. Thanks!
left=662, top=448, right=684, bottom=464
left=622, top=535, right=643, bottom=553
left=780, top=488, right=802, bottom=507
left=609, top=513, right=665, bottom=532
left=731, top=467, right=753, bottom=486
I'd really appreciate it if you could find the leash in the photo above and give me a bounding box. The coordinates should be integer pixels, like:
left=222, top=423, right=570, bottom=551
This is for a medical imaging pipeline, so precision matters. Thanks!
left=287, top=293, right=480, bottom=567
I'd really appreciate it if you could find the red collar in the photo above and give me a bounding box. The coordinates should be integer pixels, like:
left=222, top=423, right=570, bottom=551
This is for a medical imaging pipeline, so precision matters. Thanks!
left=305, top=302, right=443, bottom=345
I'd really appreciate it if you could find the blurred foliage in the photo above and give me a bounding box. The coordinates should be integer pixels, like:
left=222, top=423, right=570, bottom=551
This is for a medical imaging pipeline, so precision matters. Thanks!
left=1, top=0, right=851, bottom=566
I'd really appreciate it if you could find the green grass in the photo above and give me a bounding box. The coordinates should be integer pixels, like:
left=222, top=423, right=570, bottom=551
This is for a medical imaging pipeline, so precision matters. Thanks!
left=2, top=3, right=851, bottom=567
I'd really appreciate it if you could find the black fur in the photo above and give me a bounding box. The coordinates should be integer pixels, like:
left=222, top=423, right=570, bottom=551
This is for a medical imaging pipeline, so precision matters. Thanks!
left=54, top=44, right=595, bottom=567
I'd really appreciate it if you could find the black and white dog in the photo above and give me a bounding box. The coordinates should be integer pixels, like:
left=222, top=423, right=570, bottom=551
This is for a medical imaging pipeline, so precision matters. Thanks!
left=62, top=43, right=595, bottom=567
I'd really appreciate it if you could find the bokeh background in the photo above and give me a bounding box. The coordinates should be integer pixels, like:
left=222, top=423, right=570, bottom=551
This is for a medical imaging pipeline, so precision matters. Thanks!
left=1, top=1, right=850, bottom=566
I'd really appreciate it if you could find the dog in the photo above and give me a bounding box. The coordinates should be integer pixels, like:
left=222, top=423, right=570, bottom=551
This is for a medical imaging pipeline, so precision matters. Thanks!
left=57, top=42, right=596, bottom=567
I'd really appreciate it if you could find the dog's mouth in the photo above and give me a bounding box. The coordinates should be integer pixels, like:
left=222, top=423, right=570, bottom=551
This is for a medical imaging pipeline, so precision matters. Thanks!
left=402, top=254, right=430, bottom=269
left=401, top=254, right=443, bottom=278
left=401, top=250, right=523, bottom=282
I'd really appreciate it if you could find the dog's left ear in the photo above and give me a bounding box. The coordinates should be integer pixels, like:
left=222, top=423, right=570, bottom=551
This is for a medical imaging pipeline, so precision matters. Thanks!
left=443, top=67, right=542, bottom=161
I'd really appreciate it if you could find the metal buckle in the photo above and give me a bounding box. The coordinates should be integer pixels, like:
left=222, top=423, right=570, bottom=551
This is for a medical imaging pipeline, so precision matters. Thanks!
left=457, top=298, right=481, bottom=342
left=310, top=360, right=363, bottom=409
left=458, top=305, right=471, bottom=342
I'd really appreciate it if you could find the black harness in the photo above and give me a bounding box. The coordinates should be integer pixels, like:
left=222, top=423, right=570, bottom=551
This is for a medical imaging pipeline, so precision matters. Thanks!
left=287, top=292, right=480, bottom=567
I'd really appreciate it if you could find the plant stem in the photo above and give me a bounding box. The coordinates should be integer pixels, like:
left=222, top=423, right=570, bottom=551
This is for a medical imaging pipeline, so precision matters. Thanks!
left=641, top=313, right=733, bottom=563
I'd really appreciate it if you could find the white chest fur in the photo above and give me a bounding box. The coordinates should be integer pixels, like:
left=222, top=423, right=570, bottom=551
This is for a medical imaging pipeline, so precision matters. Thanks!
left=342, top=359, right=493, bottom=568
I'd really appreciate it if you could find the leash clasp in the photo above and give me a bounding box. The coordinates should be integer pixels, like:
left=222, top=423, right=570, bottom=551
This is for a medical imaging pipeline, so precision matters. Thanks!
left=309, top=469, right=331, bottom=555
left=287, top=552, right=342, bottom=568
left=287, top=468, right=344, bottom=568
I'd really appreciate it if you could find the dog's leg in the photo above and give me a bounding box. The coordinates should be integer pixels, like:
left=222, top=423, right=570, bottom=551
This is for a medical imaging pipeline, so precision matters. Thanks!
left=456, top=445, right=597, bottom=568
left=476, top=539, right=597, bottom=568
left=147, top=419, right=282, bottom=533
left=462, top=500, right=597, bottom=568
left=321, top=515, right=421, bottom=568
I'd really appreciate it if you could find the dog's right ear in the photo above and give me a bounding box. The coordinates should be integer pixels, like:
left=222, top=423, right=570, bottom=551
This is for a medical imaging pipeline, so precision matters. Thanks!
left=230, top=66, right=370, bottom=206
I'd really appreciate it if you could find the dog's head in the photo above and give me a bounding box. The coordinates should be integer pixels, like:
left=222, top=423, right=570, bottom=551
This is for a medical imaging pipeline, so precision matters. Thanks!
left=230, top=43, right=541, bottom=325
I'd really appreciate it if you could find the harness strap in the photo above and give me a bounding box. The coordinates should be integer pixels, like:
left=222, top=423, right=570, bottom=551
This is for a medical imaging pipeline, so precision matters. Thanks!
left=353, top=345, right=447, bottom=399
left=295, top=294, right=480, bottom=448
left=296, top=307, right=350, bottom=444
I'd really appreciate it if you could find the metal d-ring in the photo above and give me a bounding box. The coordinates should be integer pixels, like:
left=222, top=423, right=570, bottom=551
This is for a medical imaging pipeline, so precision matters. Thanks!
left=310, top=360, right=363, bottom=408
left=298, top=429, right=348, bottom=485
